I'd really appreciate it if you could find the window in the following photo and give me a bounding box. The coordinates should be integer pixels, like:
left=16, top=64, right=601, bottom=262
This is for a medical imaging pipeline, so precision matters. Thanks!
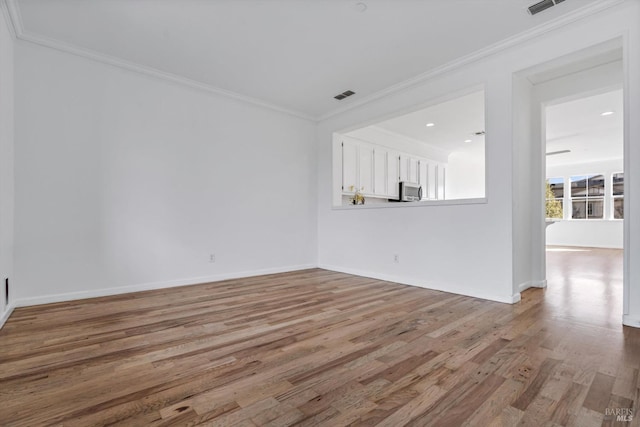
left=570, top=174, right=604, bottom=219
left=613, top=172, right=624, bottom=219
left=546, top=177, right=564, bottom=219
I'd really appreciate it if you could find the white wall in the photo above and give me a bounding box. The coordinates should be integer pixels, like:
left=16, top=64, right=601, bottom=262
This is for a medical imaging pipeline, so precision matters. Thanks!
left=13, top=41, right=317, bottom=305
left=318, top=1, right=640, bottom=307
left=546, top=158, right=623, bottom=248
left=0, top=7, right=13, bottom=321
left=446, top=142, right=485, bottom=200
left=512, top=74, right=539, bottom=293
left=547, top=220, right=623, bottom=249
left=321, top=66, right=515, bottom=303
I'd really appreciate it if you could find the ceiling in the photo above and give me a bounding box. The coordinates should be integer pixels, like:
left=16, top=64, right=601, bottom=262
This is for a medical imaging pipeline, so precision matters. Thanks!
left=546, top=89, right=623, bottom=167
left=12, top=0, right=603, bottom=119
left=373, top=90, right=485, bottom=154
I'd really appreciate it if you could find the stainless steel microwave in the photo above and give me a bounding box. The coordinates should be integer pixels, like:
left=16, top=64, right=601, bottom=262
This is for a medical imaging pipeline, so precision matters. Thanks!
left=399, top=181, right=422, bottom=202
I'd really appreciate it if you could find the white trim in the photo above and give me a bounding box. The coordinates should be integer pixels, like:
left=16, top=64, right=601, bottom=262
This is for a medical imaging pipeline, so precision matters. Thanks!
left=11, top=264, right=316, bottom=309
left=518, top=280, right=548, bottom=292
left=1, top=0, right=22, bottom=39
left=5, top=0, right=625, bottom=122
left=622, top=29, right=631, bottom=318
left=333, top=197, right=487, bottom=210
left=622, top=315, right=640, bottom=329
left=4, top=0, right=21, bottom=35
left=319, top=264, right=518, bottom=304
left=0, top=0, right=16, bottom=38
left=0, top=303, right=15, bottom=330
left=1, top=263, right=523, bottom=330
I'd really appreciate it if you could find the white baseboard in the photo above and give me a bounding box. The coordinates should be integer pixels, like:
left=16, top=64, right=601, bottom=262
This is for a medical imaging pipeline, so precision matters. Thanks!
left=12, top=264, right=317, bottom=309
left=518, top=280, right=547, bottom=292
left=318, top=264, right=519, bottom=304
left=0, top=303, right=16, bottom=330
left=622, top=314, right=640, bottom=328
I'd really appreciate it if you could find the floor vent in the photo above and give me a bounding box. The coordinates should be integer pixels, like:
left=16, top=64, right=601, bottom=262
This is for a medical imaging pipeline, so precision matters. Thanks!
left=528, top=0, right=565, bottom=15
left=334, top=90, right=356, bottom=100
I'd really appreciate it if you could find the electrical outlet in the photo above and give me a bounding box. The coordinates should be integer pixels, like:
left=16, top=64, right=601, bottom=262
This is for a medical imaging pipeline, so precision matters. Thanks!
left=394, top=254, right=399, bottom=263
left=209, top=254, right=216, bottom=263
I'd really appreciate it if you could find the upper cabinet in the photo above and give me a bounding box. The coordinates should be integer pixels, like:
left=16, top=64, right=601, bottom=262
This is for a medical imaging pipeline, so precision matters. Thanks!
left=386, top=150, right=400, bottom=199
left=342, top=139, right=375, bottom=195
left=437, top=164, right=446, bottom=200
left=373, top=149, right=388, bottom=196
left=341, top=136, right=447, bottom=201
left=419, top=161, right=429, bottom=200
left=358, top=145, right=374, bottom=195
left=341, top=139, right=358, bottom=193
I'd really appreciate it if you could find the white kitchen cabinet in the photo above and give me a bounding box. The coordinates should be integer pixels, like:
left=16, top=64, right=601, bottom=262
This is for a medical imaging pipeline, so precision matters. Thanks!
left=341, top=136, right=444, bottom=201
left=359, top=145, right=374, bottom=195
left=400, top=154, right=421, bottom=183
left=427, top=162, right=437, bottom=199
left=373, top=149, right=387, bottom=196
left=419, top=161, right=429, bottom=200
left=398, top=154, right=408, bottom=182
left=387, top=151, right=400, bottom=198
left=408, top=158, right=419, bottom=183
left=342, top=139, right=358, bottom=193
left=437, top=164, right=447, bottom=200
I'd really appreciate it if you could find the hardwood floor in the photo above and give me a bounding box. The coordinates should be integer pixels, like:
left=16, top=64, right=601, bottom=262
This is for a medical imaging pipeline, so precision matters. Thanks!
left=0, top=248, right=638, bottom=426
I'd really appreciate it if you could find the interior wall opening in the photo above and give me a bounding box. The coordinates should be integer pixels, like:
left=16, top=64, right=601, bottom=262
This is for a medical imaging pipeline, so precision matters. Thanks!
left=511, top=36, right=626, bottom=324
left=528, top=41, right=625, bottom=326
left=332, top=89, right=486, bottom=207
left=544, top=88, right=623, bottom=327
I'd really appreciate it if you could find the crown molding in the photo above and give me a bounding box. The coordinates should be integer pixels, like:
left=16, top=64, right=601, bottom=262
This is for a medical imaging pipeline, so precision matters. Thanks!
left=21, top=31, right=316, bottom=121
left=5, top=0, right=626, bottom=123
left=0, top=0, right=17, bottom=38
left=317, top=0, right=626, bottom=122
left=5, top=0, right=315, bottom=122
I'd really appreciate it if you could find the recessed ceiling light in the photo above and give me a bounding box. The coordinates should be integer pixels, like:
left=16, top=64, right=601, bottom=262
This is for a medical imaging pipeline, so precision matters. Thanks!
left=464, top=139, right=472, bottom=143
left=601, top=111, right=614, bottom=116
left=425, top=123, right=435, bottom=127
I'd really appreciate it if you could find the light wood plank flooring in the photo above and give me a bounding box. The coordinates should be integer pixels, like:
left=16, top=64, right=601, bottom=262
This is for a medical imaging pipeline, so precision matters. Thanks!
left=0, top=248, right=638, bottom=426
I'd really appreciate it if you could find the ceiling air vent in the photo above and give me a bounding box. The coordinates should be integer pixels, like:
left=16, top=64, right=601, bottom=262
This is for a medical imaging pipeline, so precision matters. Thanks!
left=528, top=0, right=565, bottom=15
left=334, top=90, right=356, bottom=101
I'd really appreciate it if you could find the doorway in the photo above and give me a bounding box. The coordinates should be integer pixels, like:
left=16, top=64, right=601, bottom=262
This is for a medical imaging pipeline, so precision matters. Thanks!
left=511, top=38, right=627, bottom=325
left=543, top=89, right=623, bottom=329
